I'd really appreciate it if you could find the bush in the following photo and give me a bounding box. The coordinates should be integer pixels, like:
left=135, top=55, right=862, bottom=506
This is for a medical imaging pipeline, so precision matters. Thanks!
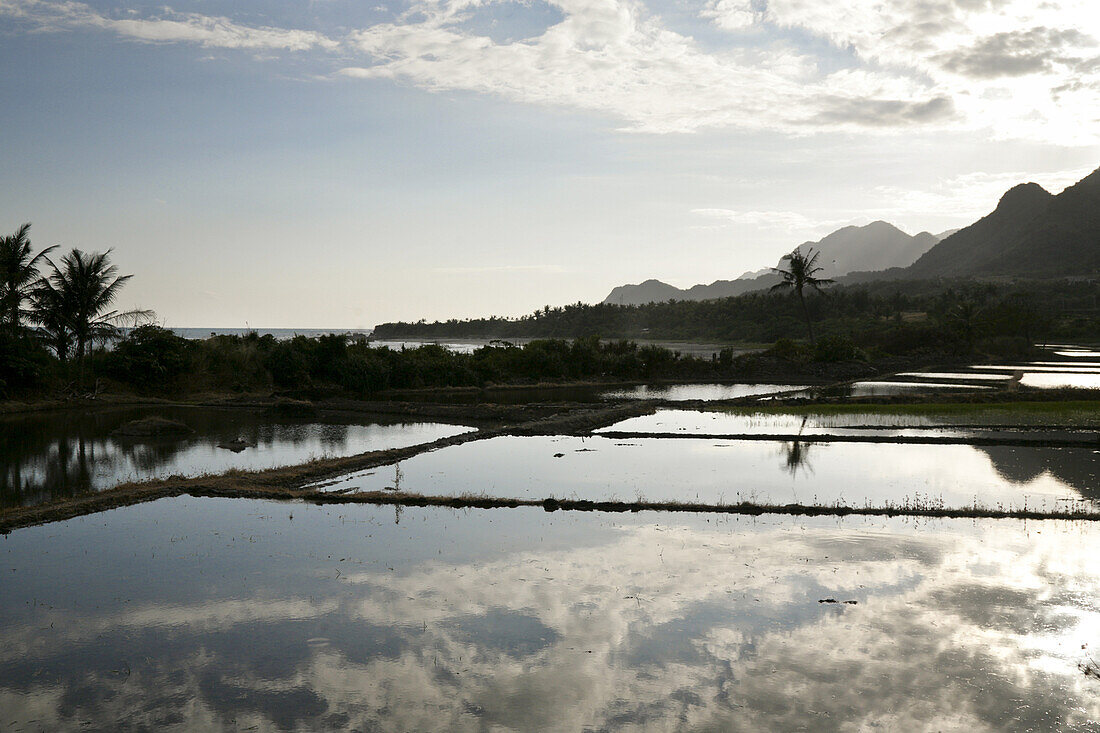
left=813, top=334, right=866, bottom=363
left=106, top=325, right=193, bottom=388
left=765, top=338, right=812, bottom=365
left=0, top=335, right=52, bottom=397
left=264, top=340, right=312, bottom=389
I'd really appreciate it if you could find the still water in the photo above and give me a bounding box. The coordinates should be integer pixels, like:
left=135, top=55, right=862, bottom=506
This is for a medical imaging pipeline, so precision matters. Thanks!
left=3, top=499, right=1100, bottom=730
left=0, top=407, right=472, bottom=508
left=602, top=407, right=1100, bottom=432
left=601, top=383, right=810, bottom=401
left=316, top=434, right=1100, bottom=510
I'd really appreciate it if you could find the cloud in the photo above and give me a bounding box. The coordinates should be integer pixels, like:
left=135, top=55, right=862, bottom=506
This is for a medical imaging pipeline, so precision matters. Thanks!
left=757, top=0, right=1100, bottom=141
left=6, top=516, right=1100, bottom=730
left=701, top=0, right=761, bottom=30
left=937, top=27, right=1098, bottom=79
left=433, top=264, right=568, bottom=274
left=0, top=0, right=338, bottom=51
left=864, top=166, right=1098, bottom=222
left=691, top=208, right=850, bottom=233
left=3, top=0, right=1099, bottom=139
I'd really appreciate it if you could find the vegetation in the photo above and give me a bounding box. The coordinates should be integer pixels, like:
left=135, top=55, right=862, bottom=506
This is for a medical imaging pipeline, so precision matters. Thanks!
left=373, top=278, right=1100, bottom=347
left=769, top=247, right=834, bottom=344
left=0, top=223, right=56, bottom=336
left=3, top=219, right=1098, bottom=402
left=0, top=223, right=149, bottom=396
left=36, top=248, right=150, bottom=364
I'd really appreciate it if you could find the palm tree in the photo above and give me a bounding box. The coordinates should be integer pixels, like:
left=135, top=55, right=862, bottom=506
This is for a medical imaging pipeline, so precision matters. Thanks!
left=30, top=281, right=73, bottom=361
left=770, top=247, right=834, bottom=345
left=35, top=248, right=151, bottom=365
left=0, top=223, right=56, bottom=335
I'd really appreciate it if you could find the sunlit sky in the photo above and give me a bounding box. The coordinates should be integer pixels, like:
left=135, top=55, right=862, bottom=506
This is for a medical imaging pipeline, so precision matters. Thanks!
left=2, top=0, right=1099, bottom=327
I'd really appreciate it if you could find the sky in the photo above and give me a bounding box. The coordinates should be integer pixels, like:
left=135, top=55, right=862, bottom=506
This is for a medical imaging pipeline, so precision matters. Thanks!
left=2, top=0, right=1099, bottom=328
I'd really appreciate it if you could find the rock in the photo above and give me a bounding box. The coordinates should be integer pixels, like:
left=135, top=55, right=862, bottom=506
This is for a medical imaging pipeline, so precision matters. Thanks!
left=217, top=438, right=251, bottom=452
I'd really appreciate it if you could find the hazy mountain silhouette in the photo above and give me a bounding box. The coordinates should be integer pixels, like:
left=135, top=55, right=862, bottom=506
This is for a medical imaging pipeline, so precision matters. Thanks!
left=899, top=167, right=1100, bottom=279
left=603, top=221, right=942, bottom=305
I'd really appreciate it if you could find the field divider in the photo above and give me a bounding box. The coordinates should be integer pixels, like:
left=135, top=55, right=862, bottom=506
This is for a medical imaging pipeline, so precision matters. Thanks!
left=292, top=490, right=1100, bottom=522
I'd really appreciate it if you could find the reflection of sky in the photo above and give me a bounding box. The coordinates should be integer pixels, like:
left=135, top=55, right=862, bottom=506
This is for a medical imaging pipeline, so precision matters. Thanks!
left=4, top=500, right=1100, bottom=730
left=319, top=435, right=1098, bottom=509
left=848, top=380, right=993, bottom=395
left=601, top=408, right=1100, bottom=434
left=601, top=383, right=809, bottom=400
left=1, top=407, right=472, bottom=507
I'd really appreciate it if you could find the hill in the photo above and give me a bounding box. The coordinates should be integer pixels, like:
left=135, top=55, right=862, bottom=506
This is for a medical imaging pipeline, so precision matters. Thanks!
left=903, top=167, right=1100, bottom=278
left=603, top=221, right=942, bottom=305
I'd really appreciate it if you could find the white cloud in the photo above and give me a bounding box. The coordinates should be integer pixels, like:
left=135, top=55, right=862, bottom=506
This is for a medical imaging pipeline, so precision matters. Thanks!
left=702, top=0, right=757, bottom=30
left=338, top=0, right=955, bottom=134
left=691, top=207, right=850, bottom=233
left=865, top=166, right=1099, bottom=222
left=758, top=0, right=1100, bottom=142
left=3, top=0, right=1099, bottom=139
left=0, top=0, right=338, bottom=51
left=433, top=264, right=568, bottom=274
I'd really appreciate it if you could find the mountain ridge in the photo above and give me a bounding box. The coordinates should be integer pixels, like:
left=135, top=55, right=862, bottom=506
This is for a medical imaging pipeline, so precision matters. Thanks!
left=603, top=220, right=942, bottom=306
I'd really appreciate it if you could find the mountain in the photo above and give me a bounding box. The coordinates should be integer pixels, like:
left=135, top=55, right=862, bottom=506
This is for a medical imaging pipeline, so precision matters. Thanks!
left=602, top=221, right=942, bottom=305
left=804, top=221, right=937, bottom=275
left=903, top=167, right=1100, bottom=279
left=602, top=279, right=686, bottom=305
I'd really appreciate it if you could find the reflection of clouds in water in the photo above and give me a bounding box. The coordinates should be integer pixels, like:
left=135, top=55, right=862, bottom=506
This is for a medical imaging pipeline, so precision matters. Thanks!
left=5, top=518, right=1100, bottom=729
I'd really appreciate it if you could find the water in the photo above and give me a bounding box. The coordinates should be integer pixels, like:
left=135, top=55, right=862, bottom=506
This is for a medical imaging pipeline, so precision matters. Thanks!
left=849, top=345, right=1100, bottom=393
left=1020, top=373, right=1100, bottom=389
left=897, top=371, right=1014, bottom=381
left=0, top=407, right=472, bottom=508
left=893, top=350, right=1100, bottom=391
left=1055, top=349, right=1100, bottom=358
left=381, top=382, right=812, bottom=405
left=599, top=408, right=1100, bottom=434
left=314, top=434, right=1100, bottom=510
left=841, top=380, right=994, bottom=396
left=4, top=499, right=1100, bottom=730
left=601, top=383, right=810, bottom=401
left=383, top=385, right=610, bottom=404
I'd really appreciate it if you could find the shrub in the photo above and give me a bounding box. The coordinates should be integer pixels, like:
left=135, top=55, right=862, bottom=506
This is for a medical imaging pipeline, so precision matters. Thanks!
left=813, top=334, right=866, bottom=363
left=766, top=338, right=812, bottom=365
left=106, top=325, right=192, bottom=388
left=0, top=335, right=52, bottom=397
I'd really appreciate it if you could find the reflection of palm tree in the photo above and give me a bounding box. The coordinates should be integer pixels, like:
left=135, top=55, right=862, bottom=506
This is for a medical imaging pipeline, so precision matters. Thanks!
left=781, top=417, right=815, bottom=476
left=771, top=248, right=834, bottom=345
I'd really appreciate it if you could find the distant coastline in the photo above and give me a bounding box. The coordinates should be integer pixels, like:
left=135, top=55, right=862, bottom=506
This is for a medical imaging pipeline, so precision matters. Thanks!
left=170, top=327, right=374, bottom=340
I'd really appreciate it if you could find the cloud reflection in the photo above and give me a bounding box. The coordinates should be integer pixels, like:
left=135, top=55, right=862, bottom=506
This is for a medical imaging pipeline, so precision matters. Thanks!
left=3, top=509, right=1100, bottom=730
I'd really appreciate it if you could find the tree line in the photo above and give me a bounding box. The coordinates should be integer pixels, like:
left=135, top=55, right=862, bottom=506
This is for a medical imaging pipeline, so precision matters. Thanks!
left=374, top=276, right=1100, bottom=347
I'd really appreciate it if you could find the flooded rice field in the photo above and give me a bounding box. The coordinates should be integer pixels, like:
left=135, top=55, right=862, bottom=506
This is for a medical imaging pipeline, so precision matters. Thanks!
left=600, top=383, right=809, bottom=401
left=5, top=499, right=1100, bottom=730
left=601, top=406, right=1100, bottom=431
left=313, top=433, right=1100, bottom=512
left=3, top=348, right=1100, bottom=730
left=385, top=381, right=812, bottom=404
left=852, top=346, right=1100, bottom=394
left=0, top=406, right=472, bottom=509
